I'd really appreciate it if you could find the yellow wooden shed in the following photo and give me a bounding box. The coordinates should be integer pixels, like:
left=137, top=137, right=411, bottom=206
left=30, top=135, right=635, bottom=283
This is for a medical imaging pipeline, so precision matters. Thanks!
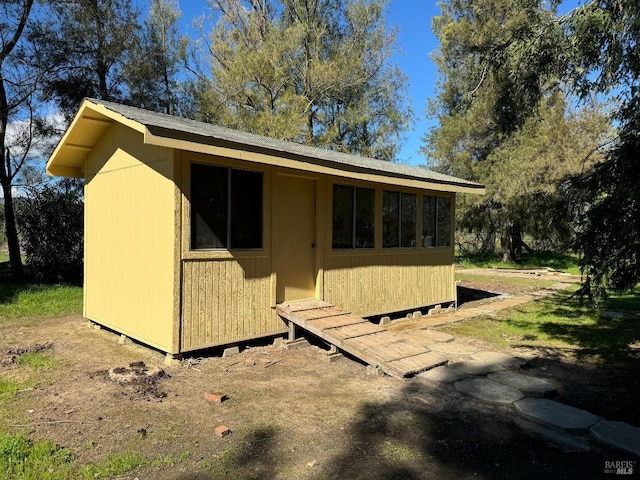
left=46, top=98, right=484, bottom=357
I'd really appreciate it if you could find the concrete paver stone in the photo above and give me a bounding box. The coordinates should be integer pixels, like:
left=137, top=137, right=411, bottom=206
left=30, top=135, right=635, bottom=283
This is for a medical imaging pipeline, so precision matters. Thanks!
left=454, top=377, right=525, bottom=404
left=470, top=351, right=528, bottom=369
left=448, top=359, right=505, bottom=376
left=418, top=365, right=466, bottom=383
left=488, top=371, right=557, bottom=398
left=514, top=398, right=601, bottom=434
left=514, top=418, right=591, bottom=453
left=590, top=420, right=640, bottom=458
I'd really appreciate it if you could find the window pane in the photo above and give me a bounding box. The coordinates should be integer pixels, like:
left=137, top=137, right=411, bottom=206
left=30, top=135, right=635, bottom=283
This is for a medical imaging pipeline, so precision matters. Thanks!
left=437, top=196, right=452, bottom=247
left=191, top=163, right=227, bottom=249
left=355, top=187, right=375, bottom=248
left=382, top=190, right=399, bottom=248
left=332, top=185, right=354, bottom=249
left=230, top=169, right=263, bottom=249
left=400, top=193, right=416, bottom=247
left=422, top=195, right=436, bottom=247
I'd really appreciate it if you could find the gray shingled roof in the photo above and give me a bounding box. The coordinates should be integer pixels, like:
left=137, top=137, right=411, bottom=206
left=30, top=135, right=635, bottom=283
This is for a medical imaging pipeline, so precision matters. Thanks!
left=92, top=99, right=483, bottom=190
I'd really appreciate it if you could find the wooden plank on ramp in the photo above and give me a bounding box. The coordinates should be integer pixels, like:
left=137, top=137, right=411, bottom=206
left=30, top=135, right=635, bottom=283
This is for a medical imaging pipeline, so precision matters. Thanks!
left=276, top=300, right=447, bottom=379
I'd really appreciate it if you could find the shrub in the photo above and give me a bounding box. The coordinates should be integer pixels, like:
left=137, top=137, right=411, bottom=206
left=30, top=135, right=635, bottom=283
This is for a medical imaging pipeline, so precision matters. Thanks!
left=18, top=180, right=83, bottom=284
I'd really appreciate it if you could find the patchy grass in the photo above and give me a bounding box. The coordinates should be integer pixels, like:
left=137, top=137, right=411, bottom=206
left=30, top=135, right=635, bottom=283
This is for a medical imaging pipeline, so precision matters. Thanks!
left=83, top=451, right=148, bottom=479
left=441, top=289, right=640, bottom=358
left=0, top=378, right=21, bottom=404
left=381, top=441, right=422, bottom=462
left=15, top=352, right=55, bottom=371
left=455, top=272, right=559, bottom=291
left=0, top=281, right=82, bottom=322
left=456, top=251, right=581, bottom=275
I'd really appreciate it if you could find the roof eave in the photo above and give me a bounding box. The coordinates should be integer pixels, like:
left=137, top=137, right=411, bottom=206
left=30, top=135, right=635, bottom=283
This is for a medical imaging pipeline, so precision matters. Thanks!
left=144, top=127, right=485, bottom=194
left=46, top=99, right=146, bottom=178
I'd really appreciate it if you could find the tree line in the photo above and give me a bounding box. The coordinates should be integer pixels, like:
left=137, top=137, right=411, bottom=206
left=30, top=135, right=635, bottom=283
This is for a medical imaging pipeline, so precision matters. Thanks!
left=428, top=0, right=639, bottom=301
left=1, top=0, right=638, bottom=301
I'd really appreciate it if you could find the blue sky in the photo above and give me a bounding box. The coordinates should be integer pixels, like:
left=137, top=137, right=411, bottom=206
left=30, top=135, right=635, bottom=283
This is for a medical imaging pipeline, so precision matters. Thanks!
left=174, top=0, right=582, bottom=166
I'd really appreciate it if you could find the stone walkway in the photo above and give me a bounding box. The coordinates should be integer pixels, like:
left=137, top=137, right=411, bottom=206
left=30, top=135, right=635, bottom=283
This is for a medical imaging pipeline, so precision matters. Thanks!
left=421, top=349, right=639, bottom=457
left=388, top=294, right=640, bottom=458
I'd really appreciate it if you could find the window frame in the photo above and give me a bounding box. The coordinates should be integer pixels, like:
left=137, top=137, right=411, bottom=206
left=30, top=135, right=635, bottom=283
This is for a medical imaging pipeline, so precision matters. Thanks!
left=189, top=161, right=264, bottom=252
left=422, top=194, right=453, bottom=248
left=382, top=190, right=417, bottom=249
left=331, top=183, right=375, bottom=250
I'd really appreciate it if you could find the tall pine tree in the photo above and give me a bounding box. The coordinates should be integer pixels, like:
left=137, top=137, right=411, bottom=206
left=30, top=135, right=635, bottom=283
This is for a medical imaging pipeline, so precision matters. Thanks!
left=124, top=0, right=189, bottom=115
left=192, top=0, right=411, bottom=161
left=37, top=0, right=141, bottom=116
left=425, top=0, right=610, bottom=262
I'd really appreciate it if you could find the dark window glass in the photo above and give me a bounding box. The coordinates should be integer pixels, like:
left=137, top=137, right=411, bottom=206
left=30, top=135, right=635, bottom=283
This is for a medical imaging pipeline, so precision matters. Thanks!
left=332, top=185, right=375, bottom=249
left=422, top=195, right=436, bottom=247
left=437, top=196, right=452, bottom=247
left=400, top=193, right=416, bottom=247
left=191, top=163, right=263, bottom=250
left=382, top=190, right=399, bottom=248
left=422, top=194, right=452, bottom=247
left=332, top=185, right=354, bottom=249
left=230, top=169, right=263, bottom=249
left=191, top=163, right=227, bottom=249
left=355, top=187, right=375, bottom=248
left=383, top=191, right=416, bottom=248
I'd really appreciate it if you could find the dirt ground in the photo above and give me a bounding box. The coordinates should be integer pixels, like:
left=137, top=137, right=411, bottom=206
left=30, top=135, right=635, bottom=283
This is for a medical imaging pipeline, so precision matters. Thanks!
left=1, top=273, right=638, bottom=479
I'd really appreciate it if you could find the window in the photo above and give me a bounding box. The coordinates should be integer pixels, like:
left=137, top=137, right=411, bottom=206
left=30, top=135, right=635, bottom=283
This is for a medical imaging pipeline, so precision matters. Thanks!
left=422, top=195, right=452, bottom=247
left=382, top=191, right=416, bottom=248
left=190, top=163, right=263, bottom=250
left=332, top=184, right=375, bottom=249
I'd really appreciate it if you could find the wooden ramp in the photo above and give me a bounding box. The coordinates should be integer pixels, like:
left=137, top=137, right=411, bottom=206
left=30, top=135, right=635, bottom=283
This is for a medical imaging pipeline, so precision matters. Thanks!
left=276, top=300, right=447, bottom=379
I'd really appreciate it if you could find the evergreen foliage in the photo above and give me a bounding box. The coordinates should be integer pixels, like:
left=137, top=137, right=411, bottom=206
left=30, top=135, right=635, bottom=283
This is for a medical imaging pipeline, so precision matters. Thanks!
left=428, top=0, right=640, bottom=299
left=35, top=0, right=141, bottom=115
left=124, top=0, right=189, bottom=115
left=426, top=0, right=610, bottom=262
left=18, top=180, right=84, bottom=284
left=191, top=0, right=411, bottom=160
left=563, top=1, right=640, bottom=301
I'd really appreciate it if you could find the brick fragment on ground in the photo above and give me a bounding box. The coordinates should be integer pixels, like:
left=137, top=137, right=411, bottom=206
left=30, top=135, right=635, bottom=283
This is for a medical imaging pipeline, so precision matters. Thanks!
left=204, top=392, right=227, bottom=403
left=215, top=425, right=231, bottom=437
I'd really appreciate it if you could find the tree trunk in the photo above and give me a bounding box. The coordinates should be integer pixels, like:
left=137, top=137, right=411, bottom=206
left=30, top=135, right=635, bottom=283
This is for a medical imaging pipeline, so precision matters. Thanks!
left=501, top=222, right=522, bottom=263
left=1, top=179, right=24, bottom=280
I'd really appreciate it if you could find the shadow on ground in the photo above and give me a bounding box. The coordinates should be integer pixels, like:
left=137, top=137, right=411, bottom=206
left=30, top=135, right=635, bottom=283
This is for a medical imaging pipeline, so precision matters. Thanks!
left=316, top=379, right=621, bottom=480
left=169, top=362, right=635, bottom=480
left=457, top=285, right=502, bottom=308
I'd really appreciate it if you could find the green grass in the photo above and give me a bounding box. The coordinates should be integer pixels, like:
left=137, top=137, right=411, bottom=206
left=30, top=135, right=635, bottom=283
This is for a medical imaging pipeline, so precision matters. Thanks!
left=15, top=352, right=55, bottom=370
left=442, top=289, right=640, bottom=357
left=0, top=378, right=22, bottom=404
left=0, top=433, right=77, bottom=480
left=0, top=282, right=82, bottom=322
left=456, top=251, right=581, bottom=275
left=0, top=432, right=150, bottom=480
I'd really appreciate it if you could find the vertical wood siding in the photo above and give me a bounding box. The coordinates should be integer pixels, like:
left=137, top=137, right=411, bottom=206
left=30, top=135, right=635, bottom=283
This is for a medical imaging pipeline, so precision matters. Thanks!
left=323, top=250, right=455, bottom=317
left=180, top=257, right=281, bottom=351
left=84, top=124, right=178, bottom=352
